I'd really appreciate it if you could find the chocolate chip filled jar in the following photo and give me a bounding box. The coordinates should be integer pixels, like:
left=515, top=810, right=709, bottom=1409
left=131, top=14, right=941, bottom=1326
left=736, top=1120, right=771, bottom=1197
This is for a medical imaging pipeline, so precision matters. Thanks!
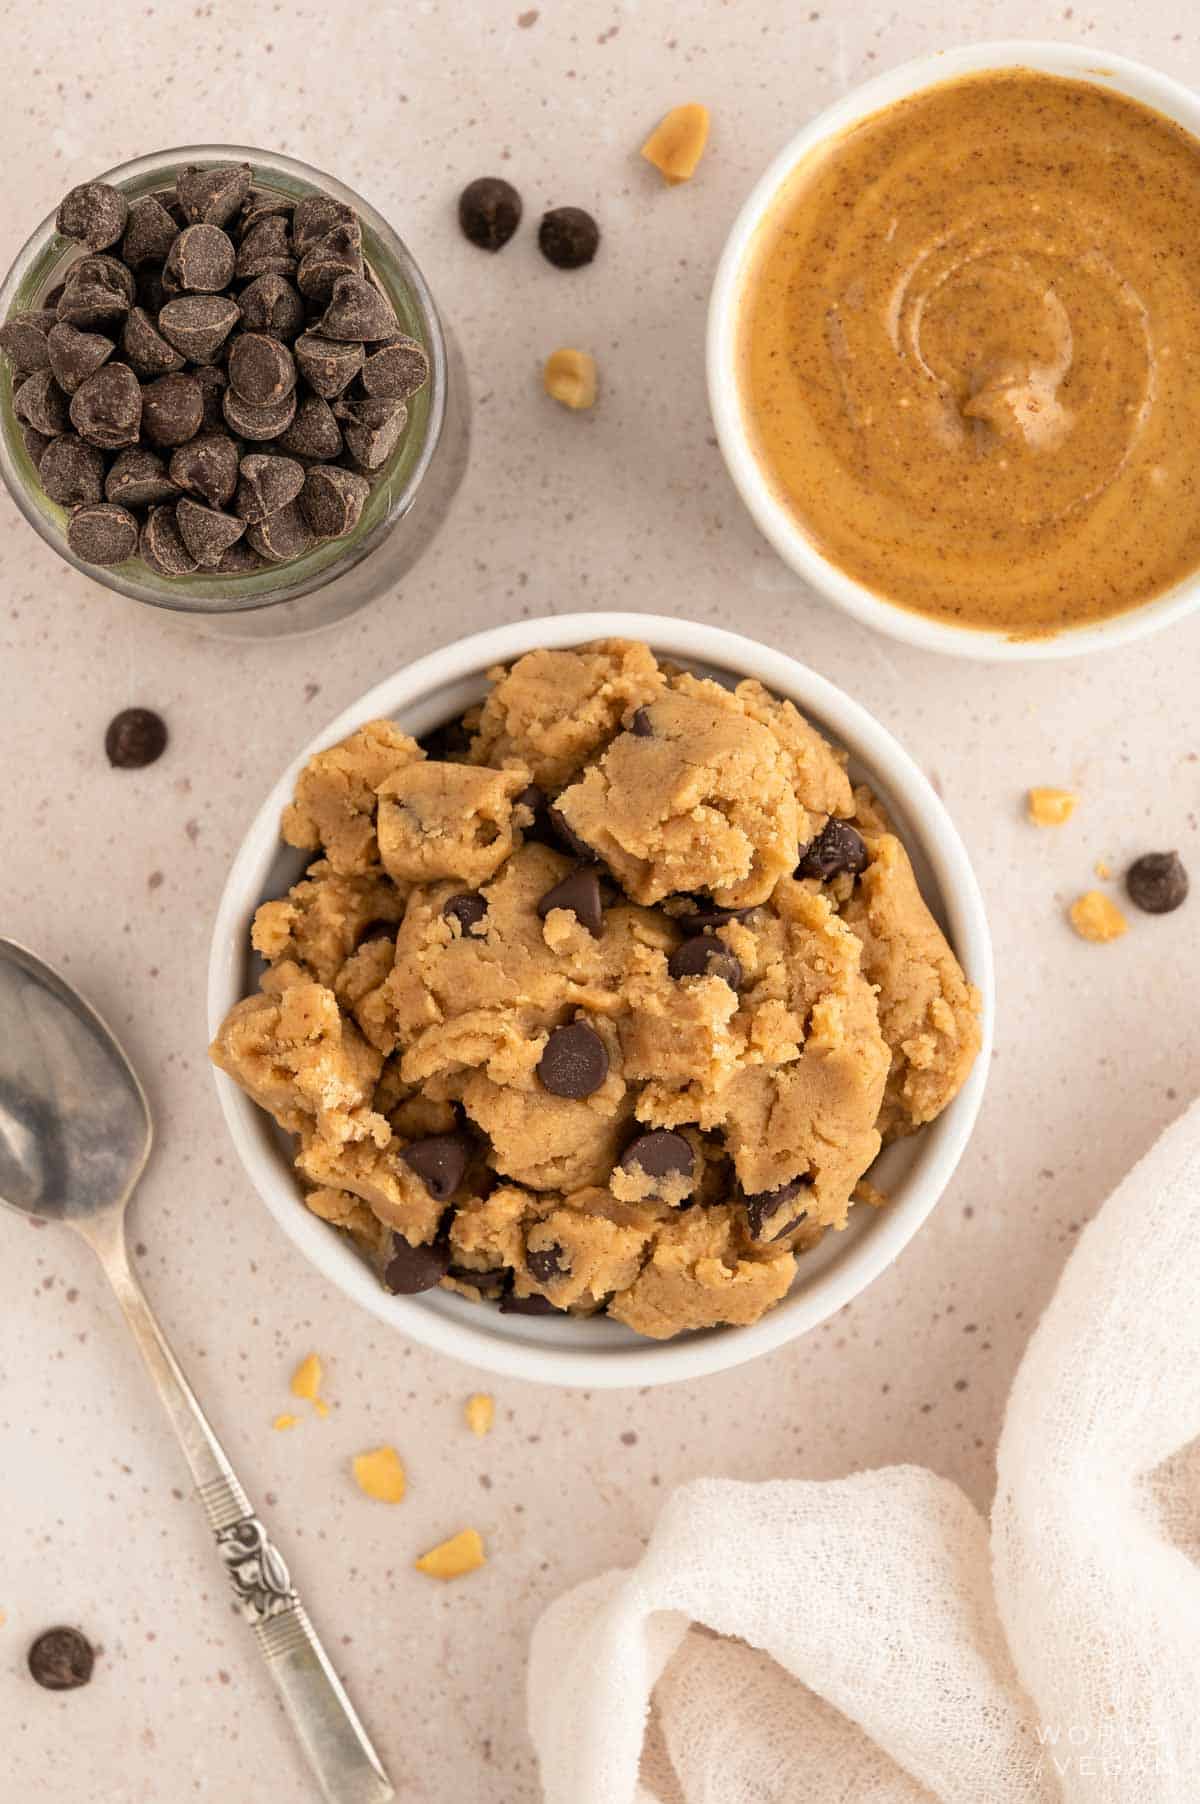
left=0, top=146, right=465, bottom=637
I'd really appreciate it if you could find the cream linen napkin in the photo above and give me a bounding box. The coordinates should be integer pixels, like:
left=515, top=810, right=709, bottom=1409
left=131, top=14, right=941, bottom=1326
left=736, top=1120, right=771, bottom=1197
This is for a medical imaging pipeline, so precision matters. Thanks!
left=528, top=1100, right=1200, bottom=1804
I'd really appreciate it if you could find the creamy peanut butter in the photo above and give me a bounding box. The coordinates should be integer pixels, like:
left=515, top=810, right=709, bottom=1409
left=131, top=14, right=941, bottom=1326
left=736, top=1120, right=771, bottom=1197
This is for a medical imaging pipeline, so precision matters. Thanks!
left=739, top=71, right=1200, bottom=637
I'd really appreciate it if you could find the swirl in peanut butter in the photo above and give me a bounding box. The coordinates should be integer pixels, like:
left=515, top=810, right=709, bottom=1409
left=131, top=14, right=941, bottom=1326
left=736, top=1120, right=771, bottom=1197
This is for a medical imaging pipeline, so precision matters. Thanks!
left=739, top=71, right=1200, bottom=636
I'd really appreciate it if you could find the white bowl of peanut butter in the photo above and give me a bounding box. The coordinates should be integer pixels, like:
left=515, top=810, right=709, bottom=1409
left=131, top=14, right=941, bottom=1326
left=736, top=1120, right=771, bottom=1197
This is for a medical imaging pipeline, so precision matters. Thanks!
left=709, top=42, right=1200, bottom=658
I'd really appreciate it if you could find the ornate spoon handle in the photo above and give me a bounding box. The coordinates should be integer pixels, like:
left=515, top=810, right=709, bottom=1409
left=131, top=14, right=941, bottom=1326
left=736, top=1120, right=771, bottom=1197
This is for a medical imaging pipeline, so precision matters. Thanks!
left=85, top=1216, right=394, bottom=1804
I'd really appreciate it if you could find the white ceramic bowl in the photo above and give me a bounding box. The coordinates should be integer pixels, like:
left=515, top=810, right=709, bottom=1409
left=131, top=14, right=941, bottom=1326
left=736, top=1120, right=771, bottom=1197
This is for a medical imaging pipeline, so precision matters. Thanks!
left=208, top=613, right=994, bottom=1387
left=708, top=41, right=1200, bottom=662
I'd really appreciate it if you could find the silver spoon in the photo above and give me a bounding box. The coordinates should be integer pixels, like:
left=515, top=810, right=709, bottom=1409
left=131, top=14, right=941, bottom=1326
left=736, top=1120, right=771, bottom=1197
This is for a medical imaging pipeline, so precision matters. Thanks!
left=0, top=938, right=393, bottom=1804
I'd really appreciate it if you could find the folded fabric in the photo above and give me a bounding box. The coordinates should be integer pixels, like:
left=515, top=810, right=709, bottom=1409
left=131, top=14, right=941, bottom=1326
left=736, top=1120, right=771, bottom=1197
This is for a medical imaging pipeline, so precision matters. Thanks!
left=529, top=1100, right=1200, bottom=1803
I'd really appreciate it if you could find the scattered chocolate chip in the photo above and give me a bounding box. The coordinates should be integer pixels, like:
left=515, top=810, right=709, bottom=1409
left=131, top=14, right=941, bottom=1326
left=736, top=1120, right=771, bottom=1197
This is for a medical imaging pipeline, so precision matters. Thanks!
left=334, top=396, right=407, bottom=470
left=293, top=195, right=355, bottom=252
left=0, top=309, right=56, bottom=372
left=277, top=393, right=342, bottom=461
left=538, top=205, right=600, bottom=269
left=630, top=706, right=655, bottom=737
left=319, top=272, right=398, bottom=342
left=525, top=1241, right=567, bottom=1283
left=56, top=254, right=134, bottom=327
left=360, top=334, right=429, bottom=400
left=176, top=495, right=246, bottom=567
left=176, top=162, right=252, bottom=228
left=140, top=503, right=199, bottom=576
left=443, top=892, right=488, bottom=937
left=675, top=899, right=755, bottom=933
left=298, top=463, right=370, bottom=539
left=293, top=331, right=363, bottom=398
left=28, top=1626, right=95, bottom=1691
left=742, top=1176, right=811, bottom=1241
left=1126, top=850, right=1189, bottom=915
left=458, top=176, right=523, bottom=252
left=619, top=1128, right=694, bottom=1191
left=121, top=194, right=180, bottom=267
left=537, top=1020, right=608, bottom=1098
left=105, top=706, right=167, bottom=769
left=140, top=371, right=203, bottom=448
left=499, top=1289, right=562, bottom=1315
left=400, top=1133, right=469, bottom=1201
left=548, top=805, right=595, bottom=861
left=15, top=368, right=70, bottom=436
left=795, top=819, right=869, bottom=881
left=69, top=362, right=142, bottom=448
left=39, top=434, right=106, bottom=507
left=120, top=305, right=185, bottom=377
left=234, top=215, right=295, bottom=281
left=668, top=933, right=743, bottom=990
left=169, top=433, right=240, bottom=508
left=67, top=501, right=139, bottom=566
left=382, top=1231, right=450, bottom=1294
left=228, top=332, right=297, bottom=406
left=537, top=866, right=604, bottom=937
left=238, top=273, right=305, bottom=341
left=164, top=222, right=236, bottom=294
left=245, top=499, right=312, bottom=562
left=234, top=452, right=305, bottom=523
left=106, top=445, right=177, bottom=508
left=158, top=293, right=241, bottom=363
left=297, top=220, right=364, bottom=302
left=57, top=180, right=128, bottom=250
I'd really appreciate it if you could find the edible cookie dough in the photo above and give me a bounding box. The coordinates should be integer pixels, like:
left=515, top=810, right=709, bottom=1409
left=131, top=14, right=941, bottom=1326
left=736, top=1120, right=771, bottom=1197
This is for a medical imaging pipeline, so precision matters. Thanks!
left=211, top=640, right=982, bottom=1340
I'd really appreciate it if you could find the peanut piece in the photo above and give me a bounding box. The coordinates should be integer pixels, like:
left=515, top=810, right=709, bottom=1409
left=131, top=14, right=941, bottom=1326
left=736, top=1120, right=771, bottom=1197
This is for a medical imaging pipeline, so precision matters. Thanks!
left=1068, top=891, right=1128, bottom=943
left=641, top=103, right=710, bottom=184
left=544, top=348, right=596, bottom=411
left=1027, top=786, right=1078, bottom=826
left=351, top=1445, right=406, bottom=1503
left=464, top=1394, right=494, bottom=1437
left=290, top=1352, right=324, bottom=1404
left=415, top=1528, right=486, bottom=1581
left=272, top=1413, right=300, bottom=1431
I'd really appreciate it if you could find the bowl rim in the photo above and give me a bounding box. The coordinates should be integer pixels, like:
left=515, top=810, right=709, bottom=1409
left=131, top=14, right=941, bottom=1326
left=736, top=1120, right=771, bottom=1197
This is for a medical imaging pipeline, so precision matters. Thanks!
left=706, top=39, right=1200, bottom=662
left=207, top=611, right=995, bottom=1388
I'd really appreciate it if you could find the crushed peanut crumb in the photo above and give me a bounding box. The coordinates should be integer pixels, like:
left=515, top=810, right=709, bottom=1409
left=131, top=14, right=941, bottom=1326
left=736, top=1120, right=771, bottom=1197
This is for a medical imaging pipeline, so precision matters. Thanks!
left=543, top=348, right=597, bottom=410
left=641, top=103, right=711, bottom=183
left=465, top=1394, right=495, bottom=1437
left=1069, top=890, right=1128, bottom=943
left=290, top=1352, right=329, bottom=1416
left=272, top=1413, right=300, bottom=1431
left=415, top=1528, right=487, bottom=1581
left=351, top=1446, right=407, bottom=1503
left=1028, top=787, right=1078, bottom=827
left=1094, top=859, right=1111, bottom=880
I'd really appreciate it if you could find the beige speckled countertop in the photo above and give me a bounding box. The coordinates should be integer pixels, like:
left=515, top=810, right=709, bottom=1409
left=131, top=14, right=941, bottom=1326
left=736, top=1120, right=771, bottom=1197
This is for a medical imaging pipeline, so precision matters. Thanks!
left=3, top=4, right=1200, bottom=1799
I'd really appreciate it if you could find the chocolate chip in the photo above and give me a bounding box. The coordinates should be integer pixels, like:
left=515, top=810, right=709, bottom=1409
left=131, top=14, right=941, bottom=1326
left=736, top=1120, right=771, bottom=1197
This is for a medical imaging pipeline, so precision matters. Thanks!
left=136, top=263, right=169, bottom=316
left=420, top=717, right=473, bottom=760
left=742, top=1176, right=811, bottom=1242
left=296, top=464, right=368, bottom=540
left=176, top=162, right=252, bottom=227
left=446, top=1261, right=509, bottom=1294
left=215, top=537, right=266, bottom=575
left=15, top=368, right=69, bottom=436
left=239, top=188, right=296, bottom=237
left=105, top=446, right=175, bottom=508
left=278, top=394, right=343, bottom=461
left=223, top=383, right=297, bottom=442
left=140, top=371, right=203, bottom=448
left=356, top=919, right=398, bottom=947
left=297, top=220, right=364, bottom=302
left=105, top=706, right=167, bottom=768
left=548, top=806, right=595, bottom=861
left=28, top=1626, right=95, bottom=1691
left=537, top=1020, right=608, bottom=1098
left=442, top=892, right=488, bottom=938
left=668, top=933, right=743, bottom=990
left=515, top=782, right=547, bottom=819
left=67, top=501, right=139, bottom=566
left=795, top=819, right=869, bottom=881
left=1126, top=850, right=1189, bottom=915
left=537, top=866, right=604, bottom=937
left=245, top=499, right=313, bottom=562
left=293, top=195, right=355, bottom=251
left=158, top=293, right=240, bottom=363
left=69, top=362, right=142, bottom=448
left=121, top=194, right=180, bottom=267
left=499, top=1288, right=562, bottom=1315
left=21, top=424, right=53, bottom=466
left=674, top=899, right=755, bottom=933
left=335, top=396, right=407, bottom=470
left=57, top=180, right=128, bottom=250
left=39, top=434, right=106, bottom=507
left=56, top=254, right=134, bottom=327
left=140, top=503, right=199, bottom=576
left=120, top=305, right=185, bottom=377
left=400, top=1132, right=469, bottom=1201
left=293, top=331, right=363, bottom=398
left=318, top=273, right=398, bottom=342
left=382, top=1231, right=450, bottom=1294
left=176, top=495, right=246, bottom=568
left=619, top=1129, right=695, bottom=1191
left=226, top=332, right=296, bottom=408
left=361, top=334, right=429, bottom=400
left=234, top=452, right=306, bottom=522
left=234, top=215, right=295, bottom=281
left=164, top=223, right=236, bottom=293
left=458, top=176, right=523, bottom=251
left=630, top=706, right=655, bottom=737
left=170, top=433, right=240, bottom=508
left=525, top=1241, right=567, bottom=1283
left=538, top=206, right=600, bottom=269
left=0, top=309, right=56, bottom=373
left=237, top=273, right=305, bottom=341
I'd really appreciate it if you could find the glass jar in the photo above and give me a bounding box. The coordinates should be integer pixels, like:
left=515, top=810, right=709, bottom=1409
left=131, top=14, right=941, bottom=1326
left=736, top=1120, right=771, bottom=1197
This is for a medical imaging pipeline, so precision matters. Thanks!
left=0, top=144, right=465, bottom=637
